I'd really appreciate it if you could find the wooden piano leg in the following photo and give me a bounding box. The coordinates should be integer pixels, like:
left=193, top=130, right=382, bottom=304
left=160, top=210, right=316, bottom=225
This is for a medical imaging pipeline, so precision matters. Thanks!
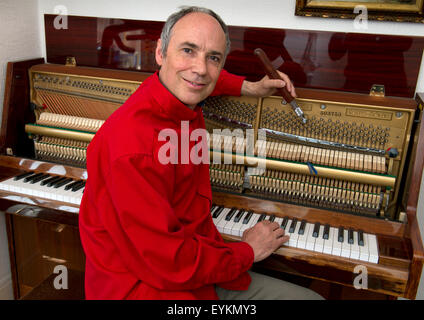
left=5, top=212, right=20, bottom=299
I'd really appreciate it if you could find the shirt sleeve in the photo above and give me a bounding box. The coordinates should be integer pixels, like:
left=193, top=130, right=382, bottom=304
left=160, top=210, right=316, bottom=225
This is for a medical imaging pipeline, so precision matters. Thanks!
left=211, top=69, right=245, bottom=97
left=100, top=153, right=254, bottom=291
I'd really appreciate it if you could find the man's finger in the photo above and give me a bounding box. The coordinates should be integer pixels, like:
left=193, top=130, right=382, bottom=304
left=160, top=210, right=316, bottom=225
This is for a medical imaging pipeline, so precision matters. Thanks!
left=264, top=79, right=286, bottom=89
left=278, top=235, right=290, bottom=244
left=270, top=221, right=281, bottom=231
left=273, top=227, right=285, bottom=238
left=275, top=71, right=297, bottom=98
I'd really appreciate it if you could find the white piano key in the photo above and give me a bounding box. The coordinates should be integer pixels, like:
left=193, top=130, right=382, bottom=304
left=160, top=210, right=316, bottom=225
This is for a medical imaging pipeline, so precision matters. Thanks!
left=26, top=180, right=49, bottom=198
left=284, top=219, right=293, bottom=233
left=68, top=186, right=84, bottom=205
left=230, top=211, right=246, bottom=236
left=0, top=177, right=21, bottom=192
left=314, top=225, right=325, bottom=253
left=280, top=217, right=290, bottom=232
left=296, top=223, right=311, bottom=249
left=212, top=207, right=225, bottom=225
left=274, top=217, right=283, bottom=227
left=350, top=231, right=360, bottom=260
left=239, top=213, right=260, bottom=237
left=3, top=176, right=33, bottom=193
left=341, top=229, right=351, bottom=258
left=216, top=208, right=232, bottom=233
left=331, top=227, right=342, bottom=256
left=287, top=221, right=301, bottom=247
left=59, top=182, right=81, bottom=203
left=323, top=226, right=334, bottom=255
left=367, top=234, right=379, bottom=263
left=305, top=223, right=316, bottom=251
left=359, top=233, right=370, bottom=262
left=223, top=209, right=241, bottom=235
left=237, top=216, right=250, bottom=237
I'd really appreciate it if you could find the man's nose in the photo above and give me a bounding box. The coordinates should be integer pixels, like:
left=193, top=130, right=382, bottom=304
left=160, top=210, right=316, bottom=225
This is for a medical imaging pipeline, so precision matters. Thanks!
left=191, top=55, right=207, bottom=75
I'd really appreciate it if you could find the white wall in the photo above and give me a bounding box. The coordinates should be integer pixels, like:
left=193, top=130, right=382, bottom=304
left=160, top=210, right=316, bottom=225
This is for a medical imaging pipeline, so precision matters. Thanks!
left=0, top=0, right=42, bottom=299
left=0, top=0, right=423, bottom=299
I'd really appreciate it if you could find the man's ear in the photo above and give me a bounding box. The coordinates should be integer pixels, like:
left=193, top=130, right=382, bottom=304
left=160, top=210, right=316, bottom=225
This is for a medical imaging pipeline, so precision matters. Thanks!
left=155, top=39, right=163, bottom=66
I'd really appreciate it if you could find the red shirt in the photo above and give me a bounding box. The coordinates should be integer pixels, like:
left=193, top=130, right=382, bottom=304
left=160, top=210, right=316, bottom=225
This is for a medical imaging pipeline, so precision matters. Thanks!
left=79, top=70, right=254, bottom=300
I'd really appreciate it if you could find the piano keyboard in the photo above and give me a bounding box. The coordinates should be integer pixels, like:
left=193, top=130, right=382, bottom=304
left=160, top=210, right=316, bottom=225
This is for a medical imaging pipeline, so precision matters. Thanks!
left=0, top=172, right=85, bottom=205
left=211, top=205, right=379, bottom=264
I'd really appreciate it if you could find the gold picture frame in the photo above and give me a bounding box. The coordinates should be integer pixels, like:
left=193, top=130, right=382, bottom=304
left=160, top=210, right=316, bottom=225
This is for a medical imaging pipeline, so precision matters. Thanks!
left=295, top=0, right=424, bottom=23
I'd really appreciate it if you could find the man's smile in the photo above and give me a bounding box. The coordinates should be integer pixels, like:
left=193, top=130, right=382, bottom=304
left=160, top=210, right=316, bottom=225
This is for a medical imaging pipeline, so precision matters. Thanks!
left=183, top=77, right=207, bottom=89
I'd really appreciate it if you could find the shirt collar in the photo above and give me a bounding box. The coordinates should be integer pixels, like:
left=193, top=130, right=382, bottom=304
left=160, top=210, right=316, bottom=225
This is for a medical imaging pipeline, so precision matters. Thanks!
left=151, top=71, right=200, bottom=123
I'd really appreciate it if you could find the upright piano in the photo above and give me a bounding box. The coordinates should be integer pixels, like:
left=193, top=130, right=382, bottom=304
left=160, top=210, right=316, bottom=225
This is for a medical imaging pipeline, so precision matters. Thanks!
left=1, top=15, right=423, bottom=300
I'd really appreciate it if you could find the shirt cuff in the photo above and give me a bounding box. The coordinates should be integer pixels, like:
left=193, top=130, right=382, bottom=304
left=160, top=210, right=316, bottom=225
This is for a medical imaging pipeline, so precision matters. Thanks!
left=227, top=241, right=254, bottom=271
left=213, top=69, right=246, bottom=97
left=215, top=241, right=254, bottom=291
left=222, top=71, right=246, bottom=96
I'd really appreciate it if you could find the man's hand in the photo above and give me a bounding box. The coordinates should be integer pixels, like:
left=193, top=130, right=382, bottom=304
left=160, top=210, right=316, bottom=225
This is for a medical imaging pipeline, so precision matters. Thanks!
left=240, top=71, right=297, bottom=98
left=242, top=220, right=290, bottom=263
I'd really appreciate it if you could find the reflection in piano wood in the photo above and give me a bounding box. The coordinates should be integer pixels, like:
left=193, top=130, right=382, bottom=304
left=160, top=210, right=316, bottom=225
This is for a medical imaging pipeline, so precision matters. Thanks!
left=1, top=44, right=424, bottom=299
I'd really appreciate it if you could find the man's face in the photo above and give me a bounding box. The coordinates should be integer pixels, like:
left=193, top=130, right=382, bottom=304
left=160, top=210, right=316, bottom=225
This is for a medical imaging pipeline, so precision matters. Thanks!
left=156, top=12, right=226, bottom=109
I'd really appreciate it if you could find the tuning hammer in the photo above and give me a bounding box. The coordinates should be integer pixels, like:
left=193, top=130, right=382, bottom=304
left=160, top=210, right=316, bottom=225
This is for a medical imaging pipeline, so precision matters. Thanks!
left=254, top=48, right=307, bottom=124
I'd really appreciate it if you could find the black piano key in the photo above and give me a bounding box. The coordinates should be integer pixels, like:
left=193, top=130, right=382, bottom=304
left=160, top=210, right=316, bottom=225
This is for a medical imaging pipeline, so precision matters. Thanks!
left=70, top=180, right=85, bottom=191
left=338, top=226, right=344, bottom=243
left=14, top=171, right=35, bottom=181
left=41, top=175, right=62, bottom=186
left=348, top=228, right=354, bottom=244
left=298, top=220, right=307, bottom=235
left=258, top=213, right=267, bottom=222
left=210, top=205, right=217, bottom=213
left=212, top=206, right=224, bottom=218
left=358, top=230, right=365, bottom=246
left=242, top=211, right=253, bottom=224
left=268, top=215, right=276, bottom=222
left=72, top=181, right=86, bottom=192
left=54, top=178, right=75, bottom=188
left=233, top=210, right=245, bottom=223
left=64, top=180, right=83, bottom=190
left=47, top=176, right=67, bottom=187
left=313, top=222, right=320, bottom=238
left=225, top=208, right=237, bottom=221
left=281, top=217, right=289, bottom=229
left=323, top=224, right=330, bottom=240
left=23, top=172, right=43, bottom=182
left=289, top=218, right=297, bottom=233
left=30, top=174, right=51, bottom=184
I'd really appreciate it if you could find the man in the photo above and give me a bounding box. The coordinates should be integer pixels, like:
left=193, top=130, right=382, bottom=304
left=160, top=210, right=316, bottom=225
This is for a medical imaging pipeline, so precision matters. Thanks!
left=79, top=6, right=323, bottom=300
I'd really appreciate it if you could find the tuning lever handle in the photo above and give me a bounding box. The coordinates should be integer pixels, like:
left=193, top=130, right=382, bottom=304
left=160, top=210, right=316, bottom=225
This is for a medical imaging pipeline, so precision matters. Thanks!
left=254, top=48, right=307, bottom=124
left=254, top=48, right=294, bottom=104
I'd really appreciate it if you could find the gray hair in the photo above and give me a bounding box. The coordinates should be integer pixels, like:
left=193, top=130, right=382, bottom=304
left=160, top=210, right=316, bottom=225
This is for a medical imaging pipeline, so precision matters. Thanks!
left=160, top=6, right=231, bottom=59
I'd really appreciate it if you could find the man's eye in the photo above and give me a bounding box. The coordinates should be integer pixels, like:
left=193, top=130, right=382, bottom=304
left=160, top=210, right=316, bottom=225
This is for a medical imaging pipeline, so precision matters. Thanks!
left=209, top=56, right=220, bottom=63
left=183, top=48, right=193, bottom=54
